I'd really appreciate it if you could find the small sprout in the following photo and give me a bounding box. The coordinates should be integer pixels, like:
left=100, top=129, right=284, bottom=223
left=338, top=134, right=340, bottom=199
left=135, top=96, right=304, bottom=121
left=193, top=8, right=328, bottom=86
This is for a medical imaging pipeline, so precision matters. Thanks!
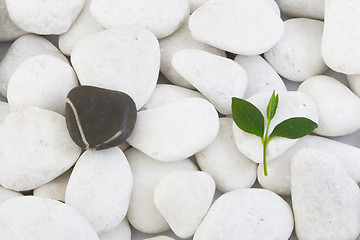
left=232, top=91, right=318, bottom=176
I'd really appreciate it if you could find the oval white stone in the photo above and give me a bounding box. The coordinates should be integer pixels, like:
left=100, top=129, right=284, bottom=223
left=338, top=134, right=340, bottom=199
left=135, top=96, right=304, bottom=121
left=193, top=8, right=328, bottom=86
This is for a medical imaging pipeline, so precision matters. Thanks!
left=125, top=148, right=198, bottom=234
left=7, top=55, right=78, bottom=115
left=65, top=148, right=132, bottom=234
left=0, top=107, right=81, bottom=191
left=0, top=0, right=26, bottom=42
left=275, top=0, right=324, bottom=20
left=90, top=0, right=190, bottom=39
left=0, top=196, right=99, bottom=240
left=98, top=219, right=131, bottom=240
left=71, top=27, right=160, bottom=110
left=0, top=186, right=22, bottom=205
left=127, top=97, right=219, bottom=161
left=189, top=0, right=284, bottom=55
left=193, top=188, right=294, bottom=240
left=144, top=236, right=175, bottom=240
left=172, top=49, right=247, bottom=115
left=154, top=171, right=215, bottom=238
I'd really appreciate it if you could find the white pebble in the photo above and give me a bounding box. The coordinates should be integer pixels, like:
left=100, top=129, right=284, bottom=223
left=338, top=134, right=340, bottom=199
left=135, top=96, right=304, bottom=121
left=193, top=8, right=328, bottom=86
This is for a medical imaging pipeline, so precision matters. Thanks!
left=0, top=34, right=68, bottom=97
left=189, top=0, right=284, bottom=55
left=347, top=74, right=360, bottom=97
left=65, top=148, right=132, bottom=234
left=125, top=147, right=198, bottom=234
left=0, top=186, right=22, bottom=205
left=0, top=107, right=81, bottom=191
left=196, top=118, right=257, bottom=192
left=172, top=49, right=247, bottom=114
left=7, top=55, right=78, bottom=115
left=0, top=101, right=10, bottom=123
left=0, top=0, right=26, bottom=42
left=0, top=196, right=99, bottom=240
left=71, top=27, right=160, bottom=110
left=298, top=75, right=360, bottom=136
left=264, top=18, right=327, bottom=82
left=144, top=236, right=175, bottom=240
left=5, top=0, right=85, bottom=35
left=275, top=0, right=324, bottom=19
left=127, top=97, right=219, bottom=161
left=98, top=219, right=131, bottom=240
left=159, top=16, right=225, bottom=89
left=292, top=148, right=360, bottom=240
left=90, top=0, right=190, bottom=39
left=154, top=171, right=215, bottom=238
left=188, top=0, right=208, bottom=12
left=193, top=188, right=294, bottom=240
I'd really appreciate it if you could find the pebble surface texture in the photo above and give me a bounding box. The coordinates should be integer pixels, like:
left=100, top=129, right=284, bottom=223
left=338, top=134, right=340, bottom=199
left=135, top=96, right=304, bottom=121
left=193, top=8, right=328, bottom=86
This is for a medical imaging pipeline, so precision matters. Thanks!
left=275, top=0, right=324, bottom=19
left=0, top=0, right=26, bottom=42
left=0, top=196, right=99, bottom=240
left=65, top=86, right=137, bottom=150
left=98, top=219, right=131, bottom=240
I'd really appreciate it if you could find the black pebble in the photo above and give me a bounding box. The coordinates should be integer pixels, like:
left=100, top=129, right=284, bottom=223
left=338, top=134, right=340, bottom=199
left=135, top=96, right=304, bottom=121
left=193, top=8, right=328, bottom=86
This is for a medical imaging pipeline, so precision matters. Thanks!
left=65, top=85, right=137, bottom=150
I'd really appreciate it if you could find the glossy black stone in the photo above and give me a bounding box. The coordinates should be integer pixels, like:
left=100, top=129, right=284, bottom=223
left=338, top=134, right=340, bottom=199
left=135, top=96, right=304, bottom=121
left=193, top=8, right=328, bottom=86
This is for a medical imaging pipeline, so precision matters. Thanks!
left=65, top=86, right=137, bottom=150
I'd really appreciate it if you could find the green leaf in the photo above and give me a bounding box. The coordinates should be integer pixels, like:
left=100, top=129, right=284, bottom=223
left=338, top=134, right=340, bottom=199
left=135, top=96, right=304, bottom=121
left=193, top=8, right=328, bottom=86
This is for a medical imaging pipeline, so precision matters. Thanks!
left=232, top=97, right=265, bottom=138
left=269, top=117, right=318, bottom=139
left=266, top=91, right=279, bottom=121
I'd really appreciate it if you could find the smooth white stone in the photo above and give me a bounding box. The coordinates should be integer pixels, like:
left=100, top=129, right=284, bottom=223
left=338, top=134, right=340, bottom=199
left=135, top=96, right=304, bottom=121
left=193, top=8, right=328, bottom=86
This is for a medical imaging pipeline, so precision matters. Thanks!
left=144, top=236, right=175, bottom=240
left=154, top=171, right=215, bottom=238
left=0, top=186, right=22, bottom=205
left=189, top=0, right=284, bottom=55
left=234, top=55, right=286, bottom=99
left=193, top=188, right=294, bottom=240
left=258, top=135, right=360, bottom=196
left=65, top=148, right=132, bottom=234
left=71, top=27, right=160, bottom=110
left=196, top=118, right=257, bottom=192
left=0, top=34, right=68, bottom=97
left=127, top=97, right=219, bottom=161
left=264, top=18, right=327, bottom=82
left=5, top=0, right=85, bottom=35
left=0, top=0, right=26, bottom=42
left=322, top=0, right=360, bottom=74
left=0, top=101, right=10, bottom=123
left=90, top=0, right=190, bottom=39
left=59, top=0, right=104, bottom=56
left=347, top=74, right=360, bottom=97
left=0, top=107, right=81, bottom=191
left=98, top=219, right=131, bottom=240
left=233, top=90, right=318, bottom=163
left=33, top=168, right=72, bottom=202
left=298, top=75, right=360, bottom=136
left=0, top=196, right=99, bottom=240
left=292, top=148, right=360, bottom=240
left=7, top=55, right=78, bottom=115
left=125, top=147, right=198, bottom=234
left=188, top=0, right=208, bottom=12
left=159, top=16, right=225, bottom=89
left=275, top=0, right=324, bottom=20
left=141, top=84, right=205, bottom=111
left=172, top=49, right=247, bottom=115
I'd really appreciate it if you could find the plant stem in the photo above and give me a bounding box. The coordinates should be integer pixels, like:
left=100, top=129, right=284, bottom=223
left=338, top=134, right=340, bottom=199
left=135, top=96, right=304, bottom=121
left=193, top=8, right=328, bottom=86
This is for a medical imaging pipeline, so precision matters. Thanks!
left=263, top=141, right=268, bottom=176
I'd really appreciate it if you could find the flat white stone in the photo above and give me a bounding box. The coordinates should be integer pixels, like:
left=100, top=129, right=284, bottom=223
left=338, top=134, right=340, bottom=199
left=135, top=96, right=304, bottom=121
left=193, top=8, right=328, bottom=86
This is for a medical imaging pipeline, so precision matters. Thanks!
left=154, top=171, right=215, bottom=238
left=159, top=16, right=225, bottom=89
left=322, top=0, right=360, bottom=74
left=141, top=84, right=205, bottom=111
left=0, top=34, right=68, bottom=97
left=189, top=0, right=284, bottom=55
left=0, top=0, right=26, bottom=42
left=233, top=90, right=318, bottom=163
left=0, top=107, right=81, bottom=191
left=0, top=196, right=99, bottom=240
left=275, top=0, right=324, bottom=20
left=90, top=0, right=189, bottom=39
left=196, top=118, right=257, bottom=192
left=264, top=18, right=327, bottom=82
left=172, top=49, right=247, bottom=115
left=188, top=0, right=208, bottom=12
left=347, top=74, right=360, bottom=97
left=125, top=147, right=198, bottom=234
left=193, top=188, right=294, bottom=240
left=0, top=101, right=10, bottom=123
left=292, top=148, right=360, bottom=240
left=234, top=55, right=286, bottom=99
left=5, top=0, right=85, bottom=35
left=258, top=135, right=360, bottom=196
left=0, top=186, right=22, bottom=205
left=71, top=27, right=160, bottom=110
left=298, top=75, right=360, bottom=136
left=7, top=55, right=78, bottom=115
left=65, top=148, right=132, bottom=234
left=98, top=219, right=131, bottom=240
left=127, top=97, right=219, bottom=161
left=59, top=0, right=104, bottom=56
left=33, top=168, right=72, bottom=202
left=144, top=236, right=175, bottom=240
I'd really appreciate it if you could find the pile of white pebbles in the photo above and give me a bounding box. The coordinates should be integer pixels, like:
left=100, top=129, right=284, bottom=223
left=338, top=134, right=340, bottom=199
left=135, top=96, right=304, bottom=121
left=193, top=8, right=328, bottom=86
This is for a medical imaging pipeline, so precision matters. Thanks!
left=1, top=0, right=360, bottom=239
